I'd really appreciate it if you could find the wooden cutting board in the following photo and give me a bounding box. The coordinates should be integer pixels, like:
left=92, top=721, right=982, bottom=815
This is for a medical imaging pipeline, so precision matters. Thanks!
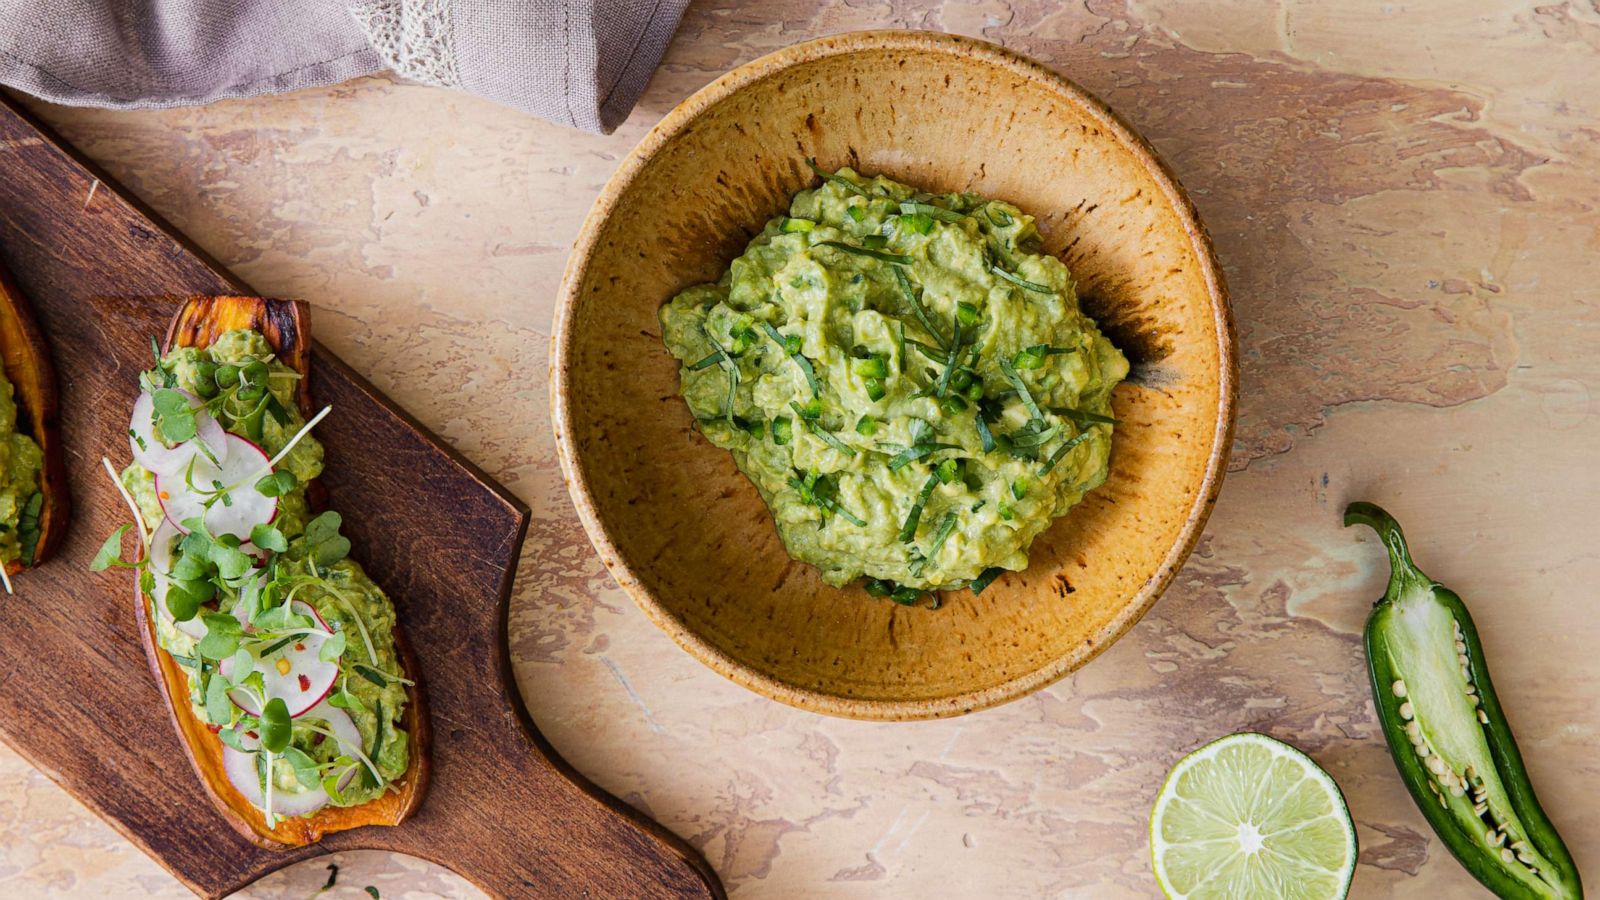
left=0, top=95, right=722, bottom=899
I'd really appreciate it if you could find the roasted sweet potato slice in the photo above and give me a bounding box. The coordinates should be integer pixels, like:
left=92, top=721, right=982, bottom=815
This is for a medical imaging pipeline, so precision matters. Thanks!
left=0, top=258, right=67, bottom=576
left=139, top=296, right=430, bottom=848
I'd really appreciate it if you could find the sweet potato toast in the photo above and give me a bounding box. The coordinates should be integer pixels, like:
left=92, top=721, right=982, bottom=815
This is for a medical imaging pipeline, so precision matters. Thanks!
left=0, top=258, right=67, bottom=576
left=136, top=296, right=430, bottom=848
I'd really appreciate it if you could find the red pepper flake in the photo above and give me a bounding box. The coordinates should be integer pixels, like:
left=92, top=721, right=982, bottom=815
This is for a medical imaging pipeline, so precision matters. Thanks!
left=298, top=674, right=311, bottom=692
left=295, top=643, right=306, bottom=652
left=206, top=723, right=221, bottom=733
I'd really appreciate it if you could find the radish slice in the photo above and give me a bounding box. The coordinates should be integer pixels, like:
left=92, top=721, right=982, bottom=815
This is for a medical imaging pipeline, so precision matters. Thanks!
left=146, top=520, right=207, bottom=639
left=219, top=703, right=362, bottom=818
left=155, top=433, right=277, bottom=539
left=299, top=701, right=365, bottom=756
left=148, top=519, right=182, bottom=574
left=221, top=746, right=332, bottom=818
left=223, top=602, right=338, bottom=717
left=129, top=390, right=228, bottom=476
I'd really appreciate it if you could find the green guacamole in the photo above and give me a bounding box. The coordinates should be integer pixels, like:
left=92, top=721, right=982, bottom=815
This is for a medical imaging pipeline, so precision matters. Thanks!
left=660, top=166, right=1128, bottom=596
left=0, top=364, right=43, bottom=567
left=124, top=330, right=409, bottom=806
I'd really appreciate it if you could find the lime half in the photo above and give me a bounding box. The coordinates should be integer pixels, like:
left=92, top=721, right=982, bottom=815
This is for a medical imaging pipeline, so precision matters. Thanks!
left=1150, top=733, right=1357, bottom=899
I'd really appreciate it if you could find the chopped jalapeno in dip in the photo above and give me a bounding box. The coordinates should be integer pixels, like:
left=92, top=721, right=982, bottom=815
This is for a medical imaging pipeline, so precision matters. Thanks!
left=659, top=163, right=1129, bottom=599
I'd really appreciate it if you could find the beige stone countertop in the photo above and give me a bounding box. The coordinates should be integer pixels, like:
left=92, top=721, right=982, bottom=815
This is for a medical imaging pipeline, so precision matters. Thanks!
left=3, top=1, right=1597, bottom=897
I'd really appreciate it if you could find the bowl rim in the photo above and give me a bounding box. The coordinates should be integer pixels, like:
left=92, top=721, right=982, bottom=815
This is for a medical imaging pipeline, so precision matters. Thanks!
left=550, top=29, right=1237, bottom=721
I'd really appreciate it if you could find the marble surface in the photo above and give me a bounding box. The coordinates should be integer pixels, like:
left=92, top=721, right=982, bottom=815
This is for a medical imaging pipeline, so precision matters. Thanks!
left=3, top=1, right=1598, bottom=897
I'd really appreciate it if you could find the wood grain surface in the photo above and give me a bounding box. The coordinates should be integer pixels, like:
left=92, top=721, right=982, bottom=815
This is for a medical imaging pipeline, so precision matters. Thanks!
left=0, top=95, right=722, bottom=898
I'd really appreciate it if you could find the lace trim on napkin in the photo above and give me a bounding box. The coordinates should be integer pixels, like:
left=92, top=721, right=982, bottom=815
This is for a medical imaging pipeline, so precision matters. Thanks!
left=349, top=0, right=461, bottom=89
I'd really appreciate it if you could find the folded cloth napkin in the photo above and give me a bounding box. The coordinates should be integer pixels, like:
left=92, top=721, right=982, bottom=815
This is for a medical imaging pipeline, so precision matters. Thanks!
left=0, top=0, right=689, bottom=133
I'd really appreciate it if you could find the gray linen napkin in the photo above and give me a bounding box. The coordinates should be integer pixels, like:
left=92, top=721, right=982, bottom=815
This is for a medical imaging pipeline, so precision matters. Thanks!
left=0, top=0, right=688, bottom=133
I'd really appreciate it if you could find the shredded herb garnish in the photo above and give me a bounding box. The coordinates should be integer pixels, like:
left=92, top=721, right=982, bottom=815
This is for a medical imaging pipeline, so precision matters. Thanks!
left=811, top=426, right=857, bottom=457
left=353, top=664, right=390, bottom=688
left=761, top=322, right=821, bottom=396
left=788, top=402, right=856, bottom=456
left=886, top=442, right=962, bottom=471
left=998, top=358, right=1045, bottom=422
left=1008, top=422, right=1060, bottom=448
left=927, top=511, right=959, bottom=555
left=905, top=337, right=946, bottom=364
left=806, top=157, right=870, bottom=197
left=898, top=472, right=941, bottom=542
left=687, top=351, right=724, bottom=371
left=780, top=217, right=816, bottom=233
left=991, top=265, right=1054, bottom=294
left=893, top=267, right=948, bottom=349
left=900, top=201, right=966, bottom=224
left=969, top=567, right=1004, bottom=595
left=934, top=319, right=964, bottom=398
left=818, top=240, right=914, bottom=266
left=701, top=328, right=740, bottom=426
left=974, top=414, right=996, bottom=453
left=16, top=492, right=42, bottom=567
left=1038, top=430, right=1097, bottom=476
left=788, top=470, right=867, bottom=525
left=1051, top=406, right=1120, bottom=426
left=369, top=700, right=386, bottom=780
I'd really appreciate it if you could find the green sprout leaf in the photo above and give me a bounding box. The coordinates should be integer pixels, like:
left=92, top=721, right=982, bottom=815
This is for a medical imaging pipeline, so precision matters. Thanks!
left=283, top=746, right=322, bottom=789
left=203, top=671, right=233, bottom=723
left=250, top=523, right=288, bottom=554
left=150, top=389, right=198, bottom=443
left=304, top=511, right=351, bottom=566
left=254, top=470, right=298, bottom=498
left=210, top=543, right=253, bottom=581
left=319, top=630, right=348, bottom=663
left=216, top=726, right=250, bottom=751
left=89, top=525, right=134, bottom=572
left=197, top=614, right=244, bottom=660
left=164, top=580, right=205, bottom=622
left=259, top=697, right=292, bottom=753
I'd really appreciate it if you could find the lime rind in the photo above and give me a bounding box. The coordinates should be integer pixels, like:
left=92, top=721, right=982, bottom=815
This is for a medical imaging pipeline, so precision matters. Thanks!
left=1151, top=732, right=1357, bottom=900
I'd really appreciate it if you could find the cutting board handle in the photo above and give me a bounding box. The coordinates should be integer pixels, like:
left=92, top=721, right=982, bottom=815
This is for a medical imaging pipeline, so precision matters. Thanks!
left=336, top=587, right=726, bottom=899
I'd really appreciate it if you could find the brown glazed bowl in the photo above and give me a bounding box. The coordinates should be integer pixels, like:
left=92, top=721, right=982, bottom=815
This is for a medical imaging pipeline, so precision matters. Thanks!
left=551, top=31, right=1234, bottom=720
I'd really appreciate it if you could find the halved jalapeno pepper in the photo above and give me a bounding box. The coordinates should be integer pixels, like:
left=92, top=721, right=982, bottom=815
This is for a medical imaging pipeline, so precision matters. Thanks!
left=1346, top=502, right=1582, bottom=899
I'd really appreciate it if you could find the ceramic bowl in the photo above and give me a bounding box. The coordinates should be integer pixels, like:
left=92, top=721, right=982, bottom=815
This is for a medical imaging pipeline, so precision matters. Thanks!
left=552, top=31, right=1234, bottom=720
